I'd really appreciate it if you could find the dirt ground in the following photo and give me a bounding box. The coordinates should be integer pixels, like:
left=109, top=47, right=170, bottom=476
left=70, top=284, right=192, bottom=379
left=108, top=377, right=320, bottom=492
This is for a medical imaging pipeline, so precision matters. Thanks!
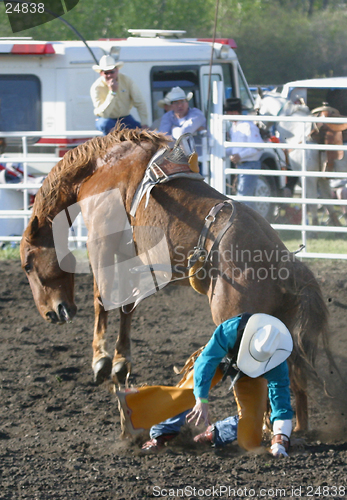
left=1, top=258, right=347, bottom=500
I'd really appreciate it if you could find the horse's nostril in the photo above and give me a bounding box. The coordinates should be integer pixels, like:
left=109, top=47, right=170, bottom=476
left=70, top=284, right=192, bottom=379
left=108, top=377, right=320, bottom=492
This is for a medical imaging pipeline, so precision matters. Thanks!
left=58, top=303, right=68, bottom=322
left=58, top=303, right=76, bottom=323
left=46, top=311, right=58, bottom=323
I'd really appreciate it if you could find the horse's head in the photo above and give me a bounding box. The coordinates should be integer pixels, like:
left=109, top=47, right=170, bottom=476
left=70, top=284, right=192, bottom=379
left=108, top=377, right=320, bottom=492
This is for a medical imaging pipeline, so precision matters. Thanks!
left=20, top=215, right=77, bottom=324
left=253, top=91, right=287, bottom=117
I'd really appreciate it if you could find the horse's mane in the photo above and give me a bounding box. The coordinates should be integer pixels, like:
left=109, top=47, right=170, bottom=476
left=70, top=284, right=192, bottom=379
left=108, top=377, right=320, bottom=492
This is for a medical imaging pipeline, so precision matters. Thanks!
left=34, top=127, right=170, bottom=219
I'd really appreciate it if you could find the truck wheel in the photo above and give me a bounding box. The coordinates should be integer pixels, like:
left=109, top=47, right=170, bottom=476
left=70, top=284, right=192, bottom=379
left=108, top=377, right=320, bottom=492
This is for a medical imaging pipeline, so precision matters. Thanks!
left=253, top=175, right=277, bottom=222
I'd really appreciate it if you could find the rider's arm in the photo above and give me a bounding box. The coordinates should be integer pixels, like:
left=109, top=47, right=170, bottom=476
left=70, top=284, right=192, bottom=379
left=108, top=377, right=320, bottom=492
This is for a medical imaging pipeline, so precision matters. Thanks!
left=193, top=317, right=240, bottom=399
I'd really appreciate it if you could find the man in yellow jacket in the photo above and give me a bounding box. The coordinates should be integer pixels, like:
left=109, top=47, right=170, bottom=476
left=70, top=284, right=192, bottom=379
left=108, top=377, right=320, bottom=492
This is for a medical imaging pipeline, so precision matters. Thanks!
left=90, top=55, right=148, bottom=134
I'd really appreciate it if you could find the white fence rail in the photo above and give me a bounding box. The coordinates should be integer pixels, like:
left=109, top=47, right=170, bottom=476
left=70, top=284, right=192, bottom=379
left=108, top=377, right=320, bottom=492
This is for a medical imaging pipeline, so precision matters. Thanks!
left=1, top=113, right=347, bottom=259
left=210, top=81, right=347, bottom=259
left=0, top=131, right=102, bottom=243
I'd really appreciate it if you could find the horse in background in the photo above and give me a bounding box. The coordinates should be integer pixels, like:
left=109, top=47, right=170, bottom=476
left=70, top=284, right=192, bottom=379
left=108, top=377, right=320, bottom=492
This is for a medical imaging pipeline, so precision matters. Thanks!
left=254, top=90, right=346, bottom=226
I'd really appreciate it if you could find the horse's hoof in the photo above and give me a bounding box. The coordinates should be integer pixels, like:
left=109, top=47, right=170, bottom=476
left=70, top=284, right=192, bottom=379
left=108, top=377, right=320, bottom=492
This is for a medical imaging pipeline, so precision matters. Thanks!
left=93, top=357, right=112, bottom=385
left=112, top=360, right=131, bottom=386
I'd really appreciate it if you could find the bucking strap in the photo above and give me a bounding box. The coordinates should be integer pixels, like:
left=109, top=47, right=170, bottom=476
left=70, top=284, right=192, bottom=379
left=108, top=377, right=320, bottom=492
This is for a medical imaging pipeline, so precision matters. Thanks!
left=188, top=200, right=236, bottom=270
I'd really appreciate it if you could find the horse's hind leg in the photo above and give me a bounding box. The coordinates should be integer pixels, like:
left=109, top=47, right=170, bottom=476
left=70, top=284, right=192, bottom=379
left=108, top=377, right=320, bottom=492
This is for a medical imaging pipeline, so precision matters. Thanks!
left=289, top=361, right=308, bottom=431
left=111, top=305, right=135, bottom=385
left=92, top=278, right=112, bottom=385
left=277, top=308, right=309, bottom=431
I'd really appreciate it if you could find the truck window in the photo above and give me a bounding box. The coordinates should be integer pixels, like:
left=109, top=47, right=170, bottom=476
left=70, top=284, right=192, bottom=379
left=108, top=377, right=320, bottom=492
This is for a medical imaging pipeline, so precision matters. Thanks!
left=221, top=63, right=235, bottom=100
left=0, top=75, right=41, bottom=132
left=305, top=88, right=347, bottom=115
left=150, top=66, right=200, bottom=123
left=236, top=67, right=254, bottom=111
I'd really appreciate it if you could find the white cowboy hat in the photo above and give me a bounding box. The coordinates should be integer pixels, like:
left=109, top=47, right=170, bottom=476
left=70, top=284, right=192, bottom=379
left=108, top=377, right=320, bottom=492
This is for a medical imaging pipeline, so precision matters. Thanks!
left=157, top=95, right=171, bottom=109
left=167, top=86, right=193, bottom=103
left=237, top=313, right=293, bottom=378
left=92, top=55, right=124, bottom=73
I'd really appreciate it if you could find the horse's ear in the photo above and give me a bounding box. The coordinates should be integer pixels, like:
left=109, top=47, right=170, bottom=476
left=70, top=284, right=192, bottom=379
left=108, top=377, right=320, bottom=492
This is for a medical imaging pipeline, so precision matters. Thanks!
left=257, top=86, right=263, bottom=98
left=29, top=216, right=39, bottom=238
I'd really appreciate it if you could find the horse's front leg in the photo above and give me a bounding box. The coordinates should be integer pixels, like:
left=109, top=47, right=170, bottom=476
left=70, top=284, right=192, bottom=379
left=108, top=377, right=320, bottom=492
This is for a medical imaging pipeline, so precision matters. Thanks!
left=92, top=278, right=112, bottom=385
left=111, top=305, right=135, bottom=385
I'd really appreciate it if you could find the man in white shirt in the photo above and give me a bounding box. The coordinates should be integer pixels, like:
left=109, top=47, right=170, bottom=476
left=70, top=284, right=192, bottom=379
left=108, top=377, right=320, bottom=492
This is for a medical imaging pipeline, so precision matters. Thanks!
left=225, top=98, right=264, bottom=208
left=159, top=87, right=206, bottom=140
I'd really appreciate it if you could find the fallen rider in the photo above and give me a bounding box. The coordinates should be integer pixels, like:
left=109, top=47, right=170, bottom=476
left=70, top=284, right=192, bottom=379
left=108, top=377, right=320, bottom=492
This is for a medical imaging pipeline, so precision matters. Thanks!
left=140, top=313, right=293, bottom=457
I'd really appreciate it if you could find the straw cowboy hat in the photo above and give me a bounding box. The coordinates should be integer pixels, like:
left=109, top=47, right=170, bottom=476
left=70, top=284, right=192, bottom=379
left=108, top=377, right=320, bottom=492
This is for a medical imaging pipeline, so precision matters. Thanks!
left=237, top=313, right=293, bottom=378
left=167, top=86, right=193, bottom=103
left=157, top=95, right=171, bottom=109
left=92, top=55, right=124, bottom=73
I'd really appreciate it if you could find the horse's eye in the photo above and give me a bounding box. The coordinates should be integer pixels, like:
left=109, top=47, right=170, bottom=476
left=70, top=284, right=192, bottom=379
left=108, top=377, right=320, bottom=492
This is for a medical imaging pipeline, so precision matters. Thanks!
left=24, top=264, right=31, bottom=273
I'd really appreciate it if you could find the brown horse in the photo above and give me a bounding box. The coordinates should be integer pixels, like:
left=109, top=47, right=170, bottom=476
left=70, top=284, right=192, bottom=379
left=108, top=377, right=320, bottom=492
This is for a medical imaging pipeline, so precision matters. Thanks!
left=20, top=127, right=331, bottom=431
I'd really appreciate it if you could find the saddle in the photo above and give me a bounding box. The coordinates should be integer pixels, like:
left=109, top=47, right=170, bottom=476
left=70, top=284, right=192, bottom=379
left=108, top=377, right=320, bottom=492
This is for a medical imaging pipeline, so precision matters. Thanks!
left=311, top=103, right=347, bottom=134
left=130, top=133, right=203, bottom=217
left=310, top=103, right=347, bottom=171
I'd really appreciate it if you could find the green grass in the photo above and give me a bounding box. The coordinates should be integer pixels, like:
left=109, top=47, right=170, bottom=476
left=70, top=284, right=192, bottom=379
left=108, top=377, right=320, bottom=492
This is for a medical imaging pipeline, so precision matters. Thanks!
left=0, top=245, right=20, bottom=260
left=1, top=232, right=347, bottom=261
left=0, top=244, right=89, bottom=262
left=279, top=230, right=347, bottom=256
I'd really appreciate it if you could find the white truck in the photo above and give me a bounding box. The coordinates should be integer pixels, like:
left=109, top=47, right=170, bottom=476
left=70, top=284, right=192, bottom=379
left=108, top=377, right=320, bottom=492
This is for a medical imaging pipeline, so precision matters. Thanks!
left=0, top=29, right=255, bottom=158
left=280, top=77, right=347, bottom=115
left=0, top=29, right=283, bottom=236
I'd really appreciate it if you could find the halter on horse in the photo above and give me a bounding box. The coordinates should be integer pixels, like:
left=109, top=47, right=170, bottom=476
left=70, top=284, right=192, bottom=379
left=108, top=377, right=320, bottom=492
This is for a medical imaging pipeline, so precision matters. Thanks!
left=20, top=127, right=334, bottom=431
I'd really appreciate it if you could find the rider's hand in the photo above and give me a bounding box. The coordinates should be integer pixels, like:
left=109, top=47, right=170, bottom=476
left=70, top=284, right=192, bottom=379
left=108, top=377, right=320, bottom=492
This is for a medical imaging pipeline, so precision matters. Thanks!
left=186, top=399, right=209, bottom=426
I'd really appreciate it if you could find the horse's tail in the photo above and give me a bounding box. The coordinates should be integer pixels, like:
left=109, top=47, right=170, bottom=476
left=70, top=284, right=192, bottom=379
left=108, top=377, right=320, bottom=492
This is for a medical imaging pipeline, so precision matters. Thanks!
left=278, top=257, right=339, bottom=390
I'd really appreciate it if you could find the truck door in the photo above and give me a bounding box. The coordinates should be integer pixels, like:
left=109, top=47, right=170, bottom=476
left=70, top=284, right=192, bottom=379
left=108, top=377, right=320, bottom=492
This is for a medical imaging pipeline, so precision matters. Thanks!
left=199, top=64, right=223, bottom=116
left=235, top=63, right=254, bottom=111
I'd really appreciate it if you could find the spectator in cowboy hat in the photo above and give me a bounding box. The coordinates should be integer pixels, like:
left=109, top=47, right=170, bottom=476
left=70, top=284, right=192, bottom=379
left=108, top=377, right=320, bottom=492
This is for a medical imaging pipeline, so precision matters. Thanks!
left=159, top=86, right=206, bottom=140
left=90, top=55, right=148, bottom=134
left=150, top=94, right=172, bottom=130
